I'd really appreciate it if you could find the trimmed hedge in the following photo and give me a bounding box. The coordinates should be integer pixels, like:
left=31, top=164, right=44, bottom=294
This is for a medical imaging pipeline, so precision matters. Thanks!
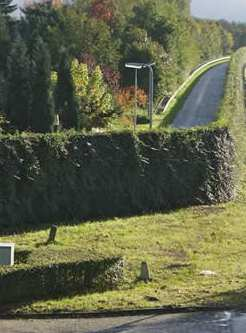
left=2, top=50, right=246, bottom=228
left=0, top=127, right=234, bottom=229
left=214, top=48, right=246, bottom=189
left=0, top=257, right=123, bottom=305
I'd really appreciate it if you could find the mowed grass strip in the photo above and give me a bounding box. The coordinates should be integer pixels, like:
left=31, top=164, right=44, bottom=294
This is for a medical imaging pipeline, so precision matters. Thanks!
left=1, top=180, right=246, bottom=314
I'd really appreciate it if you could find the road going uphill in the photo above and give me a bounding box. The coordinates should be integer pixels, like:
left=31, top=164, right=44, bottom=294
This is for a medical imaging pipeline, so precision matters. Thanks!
left=172, top=63, right=228, bottom=128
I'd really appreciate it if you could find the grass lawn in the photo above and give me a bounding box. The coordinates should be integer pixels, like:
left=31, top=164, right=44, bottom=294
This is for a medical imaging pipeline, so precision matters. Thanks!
left=109, top=108, right=164, bottom=132
left=1, top=170, right=246, bottom=314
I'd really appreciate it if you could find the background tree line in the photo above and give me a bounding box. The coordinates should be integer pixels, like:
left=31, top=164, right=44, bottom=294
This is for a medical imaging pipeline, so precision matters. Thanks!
left=0, top=0, right=244, bottom=133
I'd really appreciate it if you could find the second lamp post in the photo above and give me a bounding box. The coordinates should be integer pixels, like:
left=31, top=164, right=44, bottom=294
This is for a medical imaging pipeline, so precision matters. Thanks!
left=125, top=62, right=155, bottom=131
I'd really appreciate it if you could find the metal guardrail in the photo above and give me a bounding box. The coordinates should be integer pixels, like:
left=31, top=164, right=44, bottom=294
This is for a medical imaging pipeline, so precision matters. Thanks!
left=162, top=56, right=231, bottom=114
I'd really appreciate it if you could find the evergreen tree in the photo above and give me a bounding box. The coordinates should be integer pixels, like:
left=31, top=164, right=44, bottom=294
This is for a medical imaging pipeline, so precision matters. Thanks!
left=0, top=13, right=10, bottom=71
left=6, top=39, right=32, bottom=131
left=30, top=37, right=54, bottom=133
left=55, top=50, right=78, bottom=129
left=0, top=71, right=6, bottom=114
left=0, top=0, right=17, bottom=15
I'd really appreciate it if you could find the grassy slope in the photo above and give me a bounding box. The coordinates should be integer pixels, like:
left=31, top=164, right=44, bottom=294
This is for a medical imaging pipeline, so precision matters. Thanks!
left=1, top=52, right=245, bottom=315
left=2, top=174, right=246, bottom=314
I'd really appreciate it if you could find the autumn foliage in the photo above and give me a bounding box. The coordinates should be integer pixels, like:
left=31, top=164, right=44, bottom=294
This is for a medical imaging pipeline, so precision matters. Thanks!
left=117, top=86, right=147, bottom=109
left=90, top=0, right=115, bottom=24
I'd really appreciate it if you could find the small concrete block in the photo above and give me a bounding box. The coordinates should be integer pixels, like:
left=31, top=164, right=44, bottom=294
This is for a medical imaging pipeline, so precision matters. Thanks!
left=47, top=225, right=58, bottom=243
left=0, top=243, right=15, bottom=266
left=200, top=270, right=217, bottom=277
left=140, top=261, right=150, bottom=282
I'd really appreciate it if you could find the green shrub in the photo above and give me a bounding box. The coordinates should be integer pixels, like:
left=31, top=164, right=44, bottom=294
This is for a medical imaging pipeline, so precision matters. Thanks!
left=0, top=257, right=123, bottom=304
left=0, top=127, right=234, bottom=229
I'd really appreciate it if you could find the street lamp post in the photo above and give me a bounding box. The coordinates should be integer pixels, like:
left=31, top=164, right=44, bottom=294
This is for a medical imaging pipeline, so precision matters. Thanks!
left=125, top=62, right=155, bottom=130
left=125, top=63, right=143, bottom=132
left=147, top=64, right=154, bottom=129
left=134, top=68, right=138, bottom=132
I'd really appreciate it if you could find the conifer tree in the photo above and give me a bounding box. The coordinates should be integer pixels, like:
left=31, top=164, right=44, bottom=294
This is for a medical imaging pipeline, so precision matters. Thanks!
left=0, top=71, right=5, bottom=114
left=0, top=0, right=17, bottom=15
left=0, top=13, right=10, bottom=70
left=6, top=39, right=32, bottom=131
left=30, top=37, right=54, bottom=133
left=55, top=51, right=78, bottom=129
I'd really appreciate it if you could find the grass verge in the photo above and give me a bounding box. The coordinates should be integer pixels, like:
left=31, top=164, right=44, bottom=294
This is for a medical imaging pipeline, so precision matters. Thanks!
left=110, top=108, right=164, bottom=131
left=2, top=172, right=246, bottom=314
left=159, top=57, right=230, bottom=128
left=0, top=52, right=245, bottom=315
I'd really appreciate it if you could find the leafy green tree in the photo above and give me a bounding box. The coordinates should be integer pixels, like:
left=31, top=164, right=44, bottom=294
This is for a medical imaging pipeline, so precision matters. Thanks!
left=20, top=2, right=64, bottom=67
left=131, top=2, right=172, bottom=48
left=171, top=0, right=190, bottom=16
left=192, top=19, right=230, bottom=60
left=122, top=26, right=173, bottom=99
left=220, top=21, right=246, bottom=50
left=84, top=65, right=114, bottom=128
left=0, top=73, right=10, bottom=133
left=80, top=18, right=120, bottom=69
left=6, top=39, right=32, bottom=131
left=55, top=50, right=78, bottom=129
left=30, top=37, right=54, bottom=133
left=0, top=0, right=17, bottom=15
left=0, top=13, right=10, bottom=71
left=0, top=71, right=5, bottom=114
left=71, top=60, right=114, bottom=129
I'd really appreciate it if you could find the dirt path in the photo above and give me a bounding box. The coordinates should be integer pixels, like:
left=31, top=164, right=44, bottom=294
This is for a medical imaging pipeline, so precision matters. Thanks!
left=172, top=63, right=228, bottom=128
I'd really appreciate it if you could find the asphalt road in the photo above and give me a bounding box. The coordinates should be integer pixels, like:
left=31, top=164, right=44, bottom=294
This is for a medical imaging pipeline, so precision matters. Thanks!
left=172, top=63, right=228, bottom=128
left=1, top=311, right=246, bottom=333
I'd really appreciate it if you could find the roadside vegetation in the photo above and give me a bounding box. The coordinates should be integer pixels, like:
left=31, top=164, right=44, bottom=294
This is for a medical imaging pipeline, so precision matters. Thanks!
left=1, top=0, right=246, bottom=316
left=159, top=57, right=230, bottom=127
left=0, top=44, right=245, bottom=317
left=1, top=175, right=246, bottom=314
left=0, top=0, right=242, bottom=133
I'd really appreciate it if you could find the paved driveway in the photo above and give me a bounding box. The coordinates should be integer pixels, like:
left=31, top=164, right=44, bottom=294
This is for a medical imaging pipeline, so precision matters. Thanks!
left=172, top=63, right=228, bottom=128
left=1, top=311, right=246, bottom=333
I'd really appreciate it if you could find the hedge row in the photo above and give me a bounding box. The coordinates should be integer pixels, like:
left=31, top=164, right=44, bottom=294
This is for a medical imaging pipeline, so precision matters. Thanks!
left=0, top=127, right=234, bottom=229
left=3, top=50, right=246, bottom=228
left=0, top=257, right=123, bottom=305
left=215, top=48, right=246, bottom=188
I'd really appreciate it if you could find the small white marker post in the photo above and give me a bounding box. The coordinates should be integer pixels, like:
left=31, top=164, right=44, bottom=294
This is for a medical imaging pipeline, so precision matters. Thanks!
left=0, top=243, right=15, bottom=266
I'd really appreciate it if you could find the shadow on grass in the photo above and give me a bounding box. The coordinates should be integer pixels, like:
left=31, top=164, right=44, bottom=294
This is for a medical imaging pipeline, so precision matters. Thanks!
left=14, top=249, right=32, bottom=264
left=178, top=286, right=246, bottom=311
left=0, top=204, right=191, bottom=237
left=205, top=287, right=246, bottom=309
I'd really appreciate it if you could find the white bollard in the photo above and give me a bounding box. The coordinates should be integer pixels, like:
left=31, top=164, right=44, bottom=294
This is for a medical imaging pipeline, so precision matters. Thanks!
left=0, top=243, right=15, bottom=266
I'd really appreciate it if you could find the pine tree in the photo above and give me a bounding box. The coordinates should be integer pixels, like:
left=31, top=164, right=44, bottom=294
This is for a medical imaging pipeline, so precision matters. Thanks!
left=55, top=51, right=78, bottom=129
left=0, top=0, right=17, bottom=15
left=0, top=71, right=6, bottom=114
left=30, top=37, right=54, bottom=133
left=0, top=13, right=10, bottom=71
left=6, top=39, right=32, bottom=131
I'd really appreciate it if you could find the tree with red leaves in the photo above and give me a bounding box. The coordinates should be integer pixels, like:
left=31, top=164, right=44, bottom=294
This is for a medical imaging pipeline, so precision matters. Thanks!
left=101, top=65, right=120, bottom=93
left=90, top=0, right=115, bottom=25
